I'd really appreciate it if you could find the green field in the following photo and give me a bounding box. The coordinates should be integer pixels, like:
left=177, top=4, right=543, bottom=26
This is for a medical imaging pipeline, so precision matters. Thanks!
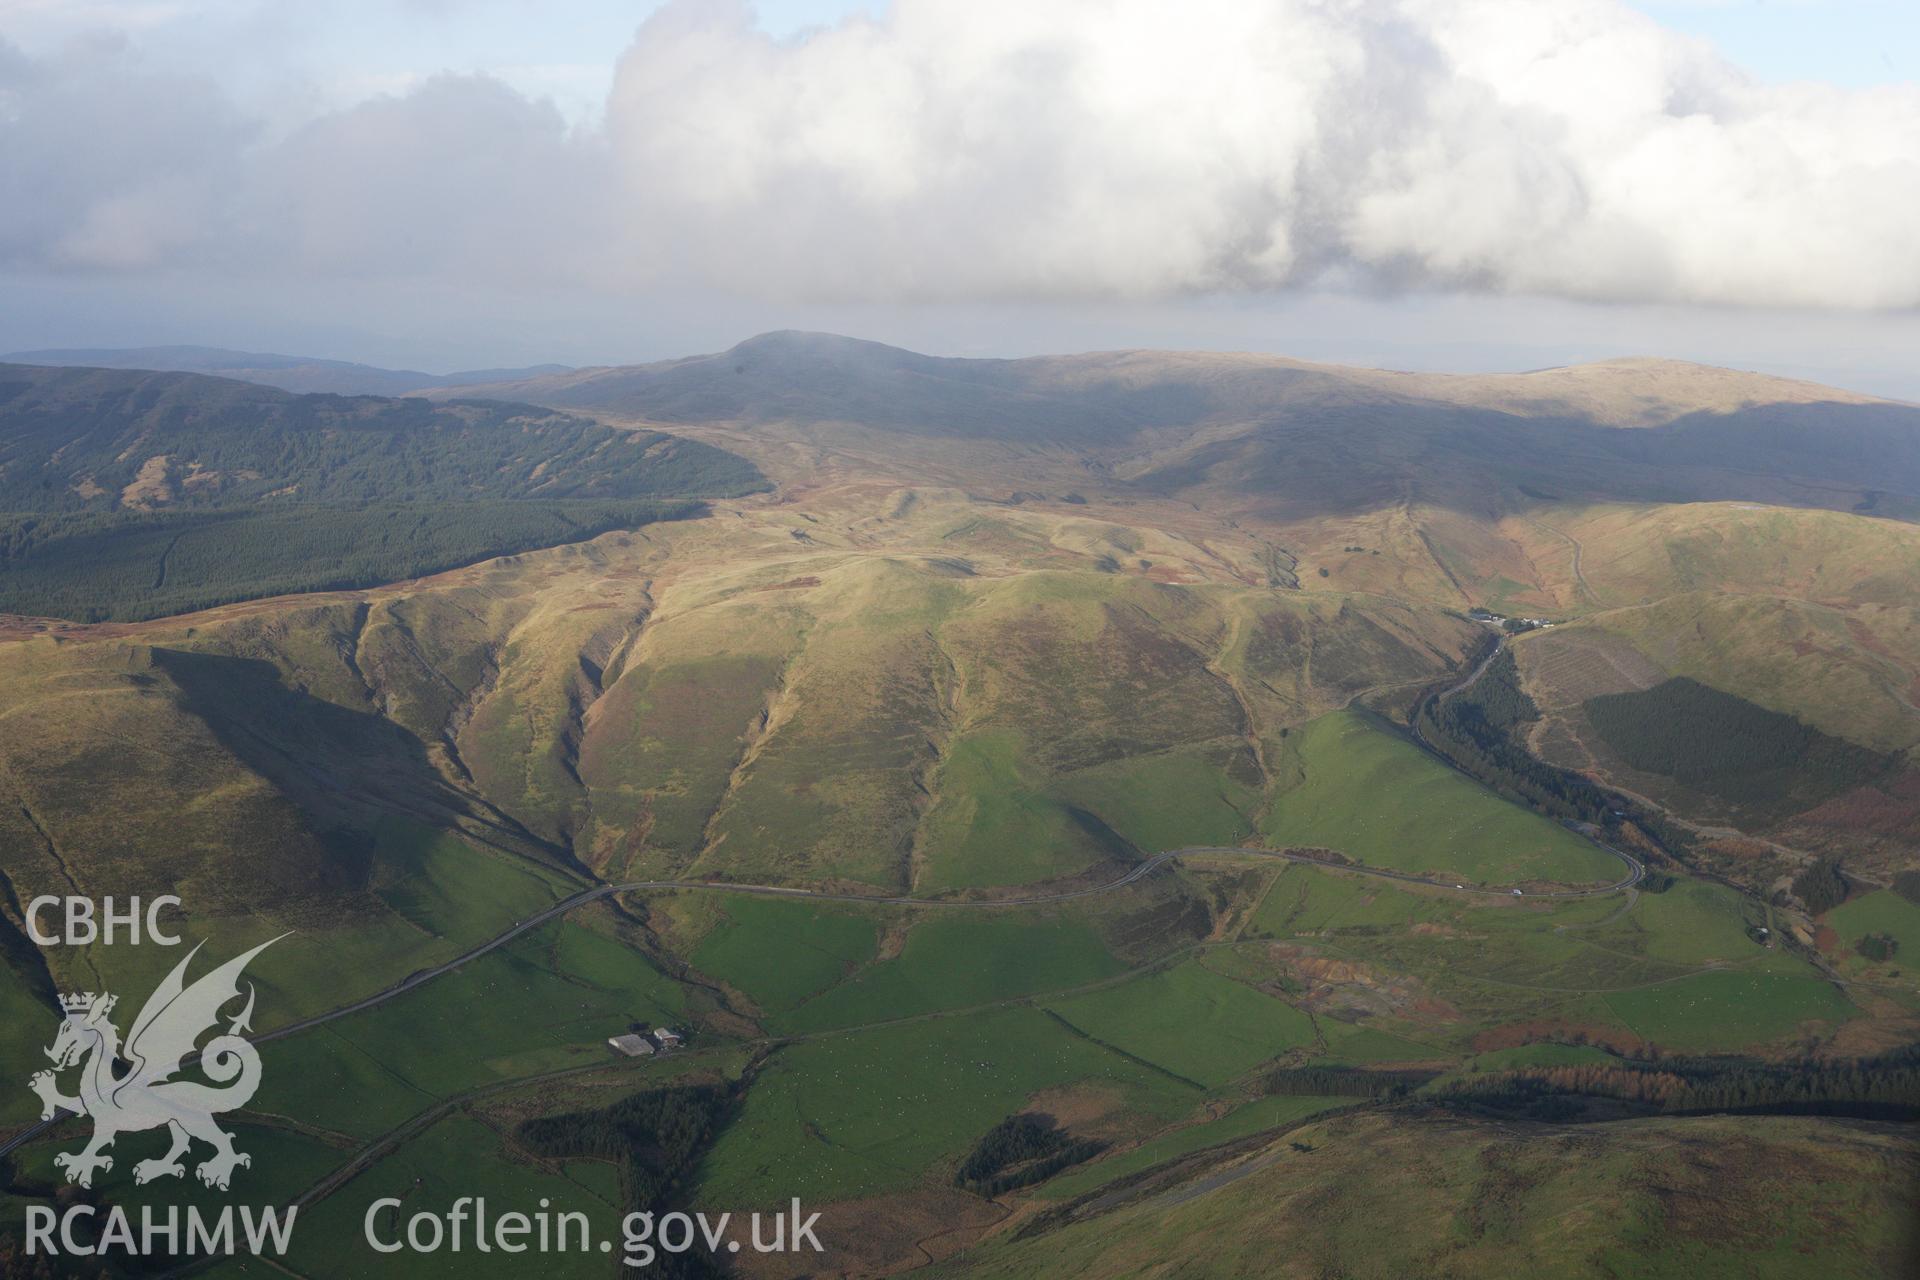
left=1316, top=1023, right=1448, bottom=1064
left=1260, top=711, right=1620, bottom=885
left=278, top=1114, right=622, bottom=1279
left=1826, top=890, right=1920, bottom=968
left=244, top=817, right=580, bottom=1026
left=1045, top=960, right=1319, bottom=1087
left=1251, top=859, right=1461, bottom=935
left=692, top=893, right=879, bottom=1014
left=17, top=818, right=579, bottom=1062
left=1242, top=858, right=1854, bottom=1055
left=1602, top=953, right=1857, bottom=1052
left=776, top=913, right=1128, bottom=1034
left=369, top=817, right=577, bottom=946
left=1455, top=1043, right=1622, bottom=1073
left=1579, top=878, right=1764, bottom=966
left=251, top=917, right=688, bottom=1137
left=8, top=1121, right=345, bottom=1226
left=694, top=1005, right=1196, bottom=1206
left=1055, top=744, right=1261, bottom=856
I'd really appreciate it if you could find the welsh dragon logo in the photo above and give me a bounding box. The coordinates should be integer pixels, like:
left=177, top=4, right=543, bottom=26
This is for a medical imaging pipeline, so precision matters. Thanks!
left=28, top=937, right=283, bottom=1191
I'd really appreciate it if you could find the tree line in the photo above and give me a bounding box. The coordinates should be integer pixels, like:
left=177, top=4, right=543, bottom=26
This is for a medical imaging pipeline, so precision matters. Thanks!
left=0, top=370, right=766, bottom=513
left=0, top=498, right=703, bottom=621
left=1264, top=1067, right=1437, bottom=1098
left=1418, top=648, right=1692, bottom=858
left=955, top=1114, right=1106, bottom=1197
left=517, top=1082, right=732, bottom=1277
left=1433, top=1046, right=1920, bottom=1122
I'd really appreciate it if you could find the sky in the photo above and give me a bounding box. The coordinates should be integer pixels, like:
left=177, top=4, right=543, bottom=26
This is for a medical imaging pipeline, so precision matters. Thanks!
left=2, top=0, right=1918, bottom=396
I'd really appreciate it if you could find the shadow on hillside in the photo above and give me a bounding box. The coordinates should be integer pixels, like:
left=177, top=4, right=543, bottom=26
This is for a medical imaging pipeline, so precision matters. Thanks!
left=152, top=647, right=573, bottom=882
left=1134, top=400, right=1920, bottom=521
left=527, top=332, right=1920, bottom=523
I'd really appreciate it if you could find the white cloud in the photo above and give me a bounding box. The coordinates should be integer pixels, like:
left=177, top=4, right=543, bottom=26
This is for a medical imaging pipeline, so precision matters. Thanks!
left=0, top=34, right=252, bottom=270
left=2, top=0, right=1918, bottom=310
left=597, top=0, right=1920, bottom=308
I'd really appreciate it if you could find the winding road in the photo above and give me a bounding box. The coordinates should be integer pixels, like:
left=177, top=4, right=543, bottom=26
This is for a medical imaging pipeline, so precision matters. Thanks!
left=1, top=630, right=1643, bottom=1165
left=0, top=820, right=1642, bottom=1162
left=256, top=834, right=1639, bottom=1048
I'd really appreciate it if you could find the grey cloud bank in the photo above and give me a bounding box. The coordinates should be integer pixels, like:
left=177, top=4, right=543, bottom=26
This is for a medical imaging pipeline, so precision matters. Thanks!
left=3, top=0, right=1918, bottom=318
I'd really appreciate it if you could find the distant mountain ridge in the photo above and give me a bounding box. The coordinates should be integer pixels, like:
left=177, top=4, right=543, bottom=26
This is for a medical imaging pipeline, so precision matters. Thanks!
left=433, top=330, right=1920, bottom=522
left=1, top=345, right=573, bottom=397
left=436, top=330, right=1897, bottom=429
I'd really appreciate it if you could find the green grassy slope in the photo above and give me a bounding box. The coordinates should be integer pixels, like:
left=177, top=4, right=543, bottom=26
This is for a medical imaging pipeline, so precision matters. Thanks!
left=1261, top=710, right=1620, bottom=885
left=1044, top=960, right=1319, bottom=1087
left=691, top=893, right=879, bottom=1015
left=776, top=914, right=1126, bottom=1034
left=693, top=1005, right=1195, bottom=1206
left=933, top=1110, right=1920, bottom=1280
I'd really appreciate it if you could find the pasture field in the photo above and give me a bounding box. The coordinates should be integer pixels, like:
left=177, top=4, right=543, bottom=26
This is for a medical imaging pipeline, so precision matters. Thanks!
left=1825, top=889, right=1920, bottom=970
left=8, top=816, right=580, bottom=1086
left=1260, top=711, right=1620, bottom=885
left=1053, top=744, right=1261, bottom=856
left=1601, top=952, right=1858, bottom=1053
left=18, top=851, right=1846, bottom=1272
left=1034, top=1094, right=1356, bottom=1200
left=1245, top=859, right=1850, bottom=1054
left=1578, top=877, right=1764, bottom=966
left=274, top=1113, right=622, bottom=1280
left=1251, top=859, right=1466, bottom=934
left=775, top=912, right=1127, bottom=1034
left=1043, top=960, right=1319, bottom=1087
left=692, top=1005, right=1196, bottom=1207
left=691, top=893, right=879, bottom=1015
left=0, top=976, right=52, bottom=1126
left=1315, top=1023, right=1448, bottom=1064
left=251, top=916, right=687, bottom=1138
left=1454, top=1043, right=1621, bottom=1073
left=1250, top=857, right=1631, bottom=959
left=8, top=1121, right=343, bottom=1226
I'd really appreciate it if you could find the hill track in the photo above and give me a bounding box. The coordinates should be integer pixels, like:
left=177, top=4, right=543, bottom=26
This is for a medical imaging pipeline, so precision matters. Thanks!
left=0, top=836, right=1641, bottom=1161
left=273, top=837, right=1642, bottom=1047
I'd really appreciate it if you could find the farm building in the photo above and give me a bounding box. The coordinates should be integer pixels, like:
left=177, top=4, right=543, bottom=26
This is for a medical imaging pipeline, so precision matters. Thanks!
left=608, top=1033, right=656, bottom=1057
